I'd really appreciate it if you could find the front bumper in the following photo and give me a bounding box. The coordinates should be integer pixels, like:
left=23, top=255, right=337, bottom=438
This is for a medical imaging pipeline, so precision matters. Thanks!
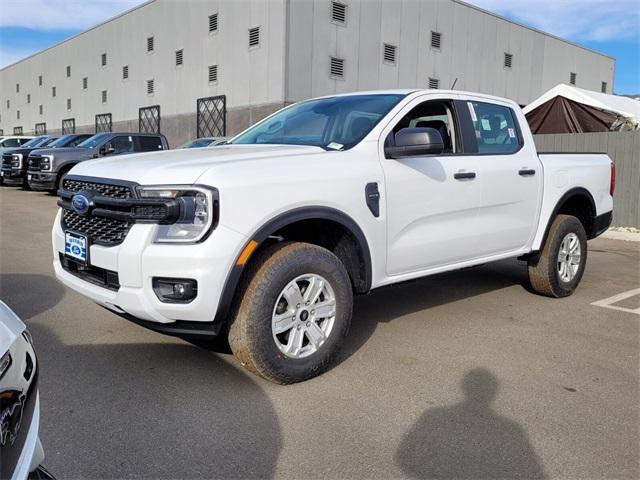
left=27, top=172, right=56, bottom=191
left=52, top=209, right=247, bottom=330
left=1, top=167, right=24, bottom=184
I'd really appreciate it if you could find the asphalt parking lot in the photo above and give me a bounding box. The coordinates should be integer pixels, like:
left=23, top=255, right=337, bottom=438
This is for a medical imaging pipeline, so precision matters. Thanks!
left=1, top=185, right=638, bottom=479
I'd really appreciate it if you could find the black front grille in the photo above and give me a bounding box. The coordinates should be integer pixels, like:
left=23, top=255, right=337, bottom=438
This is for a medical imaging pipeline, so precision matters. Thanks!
left=59, top=253, right=120, bottom=291
left=2, top=154, right=12, bottom=168
left=60, top=178, right=136, bottom=246
left=63, top=178, right=132, bottom=199
left=63, top=209, right=131, bottom=246
left=28, top=155, right=42, bottom=171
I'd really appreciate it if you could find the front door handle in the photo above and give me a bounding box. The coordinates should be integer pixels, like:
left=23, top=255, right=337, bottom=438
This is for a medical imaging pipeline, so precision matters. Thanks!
left=454, top=171, right=476, bottom=180
left=519, top=169, right=536, bottom=176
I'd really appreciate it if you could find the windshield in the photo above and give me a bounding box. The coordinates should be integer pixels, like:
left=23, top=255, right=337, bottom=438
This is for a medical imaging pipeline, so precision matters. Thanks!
left=22, top=136, right=49, bottom=147
left=181, top=138, right=214, bottom=148
left=78, top=133, right=111, bottom=148
left=40, top=137, right=58, bottom=147
left=230, top=94, right=405, bottom=150
left=47, top=135, right=75, bottom=148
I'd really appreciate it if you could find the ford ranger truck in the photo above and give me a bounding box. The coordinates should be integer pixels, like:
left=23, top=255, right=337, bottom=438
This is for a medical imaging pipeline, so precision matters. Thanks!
left=28, top=132, right=168, bottom=192
left=52, top=90, right=614, bottom=384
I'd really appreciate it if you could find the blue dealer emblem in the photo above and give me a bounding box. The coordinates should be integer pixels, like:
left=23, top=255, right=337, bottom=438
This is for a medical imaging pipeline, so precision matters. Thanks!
left=71, top=193, right=91, bottom=216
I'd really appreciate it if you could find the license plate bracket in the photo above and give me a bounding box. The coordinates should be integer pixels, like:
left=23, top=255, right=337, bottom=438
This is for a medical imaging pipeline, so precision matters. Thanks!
left=64, top=231, right=89, bottom=265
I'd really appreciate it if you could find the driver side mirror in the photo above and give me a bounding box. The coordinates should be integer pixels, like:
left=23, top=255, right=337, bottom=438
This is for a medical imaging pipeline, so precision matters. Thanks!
left=384, top=127, right=444, bottom=159
left=100, top=143, right=115, bottom=156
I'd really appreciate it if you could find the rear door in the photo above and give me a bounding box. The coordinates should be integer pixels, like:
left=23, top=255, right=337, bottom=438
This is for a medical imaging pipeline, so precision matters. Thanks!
left=460, top=98, right=542, bottom=255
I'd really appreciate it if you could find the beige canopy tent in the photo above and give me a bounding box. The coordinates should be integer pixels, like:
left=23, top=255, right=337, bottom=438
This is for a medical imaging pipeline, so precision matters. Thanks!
left=523, top=84, right=640, bottom=134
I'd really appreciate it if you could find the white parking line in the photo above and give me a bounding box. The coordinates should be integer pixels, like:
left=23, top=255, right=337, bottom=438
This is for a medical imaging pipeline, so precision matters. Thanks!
left=591, top=288, right=640, bottom=315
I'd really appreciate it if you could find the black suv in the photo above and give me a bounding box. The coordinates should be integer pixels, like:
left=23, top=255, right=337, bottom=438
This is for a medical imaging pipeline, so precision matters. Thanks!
left=1, top=134, right=91, bottom=188
left=28, top=132, right=169, bottom=192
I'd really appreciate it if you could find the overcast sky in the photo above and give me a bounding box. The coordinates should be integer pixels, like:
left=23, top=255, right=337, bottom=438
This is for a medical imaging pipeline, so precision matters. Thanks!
left=0, top=0, right=638, bottom=94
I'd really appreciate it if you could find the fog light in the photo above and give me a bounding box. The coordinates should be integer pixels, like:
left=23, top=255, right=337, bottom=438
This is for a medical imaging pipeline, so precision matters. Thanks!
left=152, top=278, right=198, bottom=303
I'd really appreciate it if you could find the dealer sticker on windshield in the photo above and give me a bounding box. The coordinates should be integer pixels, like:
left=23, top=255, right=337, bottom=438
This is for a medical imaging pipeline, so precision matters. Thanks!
left=65, top=231, right=88, bottom=263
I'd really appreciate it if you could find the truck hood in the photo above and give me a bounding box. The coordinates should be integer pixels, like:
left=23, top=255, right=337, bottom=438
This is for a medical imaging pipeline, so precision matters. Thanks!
left=32, top=146, right=95, bottom=161
left=68, top=144, right=326, bottom=184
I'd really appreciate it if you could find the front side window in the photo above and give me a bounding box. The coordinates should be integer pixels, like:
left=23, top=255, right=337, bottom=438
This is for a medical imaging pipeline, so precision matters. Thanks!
left=2, top=138, right=21, bottom=147
left=467, top=101, right=521, bottom=154
left=231, top=94, right=405, bottom=150
left=388, top=100, right=459, bottom=153
left=109, top=136, right=134, bottom=154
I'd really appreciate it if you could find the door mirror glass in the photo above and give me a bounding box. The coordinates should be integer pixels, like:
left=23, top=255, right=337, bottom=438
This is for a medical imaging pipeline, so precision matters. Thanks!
left=385, top=127, right=444, bottom=159
left=100, top=143, right=115, bottom=155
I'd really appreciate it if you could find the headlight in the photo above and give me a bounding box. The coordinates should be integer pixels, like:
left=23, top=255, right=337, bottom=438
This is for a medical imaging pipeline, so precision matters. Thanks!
left=136, top=185, right=218, bottom=243
left=40, top=155, right=52, bottom=171
left=11, top=154, right=22, bottom=168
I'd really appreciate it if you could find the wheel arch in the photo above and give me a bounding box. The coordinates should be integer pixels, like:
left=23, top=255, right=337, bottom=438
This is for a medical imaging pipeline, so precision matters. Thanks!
left=214, top=206, right=373, bottom=324
left=534, top=187, right=597, bottom=254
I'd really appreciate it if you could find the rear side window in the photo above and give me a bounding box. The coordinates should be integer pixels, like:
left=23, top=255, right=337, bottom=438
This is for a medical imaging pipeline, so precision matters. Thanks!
left=467, top=101, right=521, bottom=154
left=137, top=136, right=164, bottom=152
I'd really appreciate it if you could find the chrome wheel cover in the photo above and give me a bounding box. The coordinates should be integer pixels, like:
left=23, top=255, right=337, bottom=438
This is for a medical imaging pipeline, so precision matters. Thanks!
left=557, top=233, right=581, bottom=283
left=271, top=274, right=336, bottom=359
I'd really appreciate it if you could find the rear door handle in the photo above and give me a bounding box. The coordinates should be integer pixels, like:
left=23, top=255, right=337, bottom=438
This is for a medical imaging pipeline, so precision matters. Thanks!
left=454, top=171, right=476, bottom=180
left=519, top=169, right=536, bottom=176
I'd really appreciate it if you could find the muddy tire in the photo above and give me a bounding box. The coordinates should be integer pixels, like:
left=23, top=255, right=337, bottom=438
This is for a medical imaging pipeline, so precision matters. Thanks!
left=528, top=214, right=587, bottom=298
left=228, top=242, right=353, bottom=384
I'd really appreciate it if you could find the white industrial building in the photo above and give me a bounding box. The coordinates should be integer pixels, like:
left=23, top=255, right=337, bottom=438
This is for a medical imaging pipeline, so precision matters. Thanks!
left=0, top=0, right=615, bottom=147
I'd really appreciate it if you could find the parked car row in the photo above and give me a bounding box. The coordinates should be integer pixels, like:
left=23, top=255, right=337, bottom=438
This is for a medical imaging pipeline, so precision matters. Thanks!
left=1, top=134, right=229, bottom=193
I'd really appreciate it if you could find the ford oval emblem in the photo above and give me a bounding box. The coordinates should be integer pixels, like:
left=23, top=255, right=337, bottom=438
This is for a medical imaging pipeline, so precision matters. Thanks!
left=71, top=194, right=91, bottom=216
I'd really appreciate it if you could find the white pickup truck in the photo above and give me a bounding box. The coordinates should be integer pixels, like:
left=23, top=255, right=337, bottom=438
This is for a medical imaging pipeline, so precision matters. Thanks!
left=52, top=90, right=614, bottom=383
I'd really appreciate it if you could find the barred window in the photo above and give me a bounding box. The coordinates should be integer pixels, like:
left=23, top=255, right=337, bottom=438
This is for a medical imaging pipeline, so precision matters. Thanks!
left=147, top=36, right=154, bottom=52
left=102, top=90, right=107, bottom=103
left=123, top=65, right=129, bottom=79
left=176, top=49, right=184, bottom=66
left=147, top=79, right=154, bottom=95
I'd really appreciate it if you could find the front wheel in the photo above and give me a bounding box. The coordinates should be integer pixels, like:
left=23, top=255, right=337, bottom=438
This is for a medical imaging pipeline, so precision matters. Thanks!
left=528, top=214, right=587, bottom=298
left=228, top=242, right=353, bottom=384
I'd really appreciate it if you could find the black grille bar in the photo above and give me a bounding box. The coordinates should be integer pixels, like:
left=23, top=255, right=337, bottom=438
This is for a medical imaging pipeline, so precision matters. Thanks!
left=57, top=192, right=179, bottom=224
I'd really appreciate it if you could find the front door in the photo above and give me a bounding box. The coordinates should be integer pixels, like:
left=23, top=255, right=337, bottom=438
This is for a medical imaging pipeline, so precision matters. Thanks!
left=380, top=95, right=482, bottom=276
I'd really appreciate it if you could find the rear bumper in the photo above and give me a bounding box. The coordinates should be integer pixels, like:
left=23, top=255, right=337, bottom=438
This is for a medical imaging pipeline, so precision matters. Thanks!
left=27, top=172, right=56, bottom=190
left=590, top=211, right=613, bottom=239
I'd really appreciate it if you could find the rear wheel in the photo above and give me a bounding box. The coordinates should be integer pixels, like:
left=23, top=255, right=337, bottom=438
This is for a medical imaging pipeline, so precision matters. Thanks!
left=528, top=214, right=587, bottom=298
left=228, top=242, right=353, bottom=384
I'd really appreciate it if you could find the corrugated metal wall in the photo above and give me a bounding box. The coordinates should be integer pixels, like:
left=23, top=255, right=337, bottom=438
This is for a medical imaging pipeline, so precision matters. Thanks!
left=534, top=132, right=640, bottom=228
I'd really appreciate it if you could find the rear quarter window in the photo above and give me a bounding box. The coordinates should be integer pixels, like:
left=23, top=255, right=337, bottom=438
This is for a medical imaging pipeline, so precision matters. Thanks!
left=467, top=102, right=521, bottom=154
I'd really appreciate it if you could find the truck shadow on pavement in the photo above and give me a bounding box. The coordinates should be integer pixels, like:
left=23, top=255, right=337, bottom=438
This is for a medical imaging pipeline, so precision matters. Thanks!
left=0, top=273, right=66, bottom=321
left=396, top=368, right=547, bottom=479
left=1, top=273, right=283, bottom=479
left=341, top=258, right=532, bottom=360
